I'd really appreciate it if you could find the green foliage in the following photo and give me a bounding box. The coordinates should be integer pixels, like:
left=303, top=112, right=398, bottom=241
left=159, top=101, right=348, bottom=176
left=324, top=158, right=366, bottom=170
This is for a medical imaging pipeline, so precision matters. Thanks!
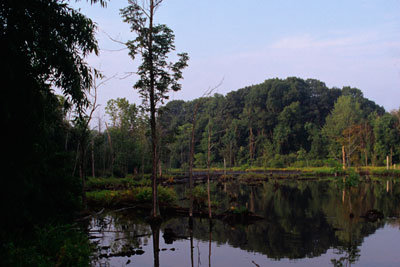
left=346, top=169, right=360, bottom=187
left=86, top=186, right=177, bottom=207
left=186, top=185, right=208, bottom=209
left=193, top=185, right=208, bottom=202
left=230, top=206, right=250, bottom=215
left=322, top=95, right=363, bottom=162
left=194, top=153, right=207, bottom=168
left=324, top=158, right=344, bottom=175
left=85, top=176, right=151, bottom=191
left=238, top=173, right=267, bottom=182
left=335, top=169, right=360, bottom=188
left=158, top=77, right=391, bottom=170
left=368, top=167, right=400, bottom=177
left=1, top=0, right=100, bottom=230
left=373, top=113, right=400, bottom=165
left=158, top=186, right=178, bottom=204
left=2, top=224, right=93, bottom=267
left=87, top=177, right=131, bottom=190
left=134, top=187, right=152, bottom=203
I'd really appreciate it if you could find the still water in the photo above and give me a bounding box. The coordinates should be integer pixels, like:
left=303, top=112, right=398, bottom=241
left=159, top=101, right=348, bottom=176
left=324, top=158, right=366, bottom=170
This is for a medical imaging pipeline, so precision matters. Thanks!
left=89, top=178, right=400, bottom=266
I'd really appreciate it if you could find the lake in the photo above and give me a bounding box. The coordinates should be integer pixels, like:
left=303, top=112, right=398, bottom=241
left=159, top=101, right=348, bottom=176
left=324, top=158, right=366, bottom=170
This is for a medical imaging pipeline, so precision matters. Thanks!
left=88, top=177, right=400, bottom=266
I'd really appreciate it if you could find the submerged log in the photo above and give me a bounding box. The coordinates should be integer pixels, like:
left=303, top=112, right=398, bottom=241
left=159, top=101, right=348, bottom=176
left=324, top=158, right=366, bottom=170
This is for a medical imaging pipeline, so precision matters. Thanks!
left=216, top=209, right=264, bottom=225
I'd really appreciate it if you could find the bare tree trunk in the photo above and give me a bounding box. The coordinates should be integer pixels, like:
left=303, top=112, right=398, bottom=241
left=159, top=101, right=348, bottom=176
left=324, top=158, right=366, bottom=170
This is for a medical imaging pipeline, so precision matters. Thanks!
left=142, top=151, right=145, bottom=179
left=105, top=122, right=114, bottom=176
left=103, top=136, right=106, bottom=177
left=72, top=143, right=80, bottom=177
left=79, top=138, right=86, bottom=204
left=158, top=160, right=162, bottom=177
left=229, top=140, right=232, bottom=167
left=387, top=155, right=389, bottom=170
left=347, top=133, right=351, bottom=167
left=189, top=102, right=200, bottom=218
left=342, top=145, right=346, bottom=170
left=342, top=189, right=345, bottom=204
left=91, top=139, right=95, bottom=177
left=148, top=0, right=159, bottom=218
left=223, top=157, right=226, bottom=176
left=207, top=124, right=212, bottom=219
left=249, top=126, right=254, bottom=165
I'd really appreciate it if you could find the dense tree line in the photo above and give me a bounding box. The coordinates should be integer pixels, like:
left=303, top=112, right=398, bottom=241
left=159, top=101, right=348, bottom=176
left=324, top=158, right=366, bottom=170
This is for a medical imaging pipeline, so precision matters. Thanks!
left=158, top=77, right=398, bottom=169
left=84, top=77, right=399, bottom=178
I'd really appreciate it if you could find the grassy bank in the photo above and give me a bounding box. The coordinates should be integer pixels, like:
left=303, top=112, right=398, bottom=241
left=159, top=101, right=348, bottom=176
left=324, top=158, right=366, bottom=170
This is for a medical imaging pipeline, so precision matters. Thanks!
left=86, top=186, right=177, bottom=208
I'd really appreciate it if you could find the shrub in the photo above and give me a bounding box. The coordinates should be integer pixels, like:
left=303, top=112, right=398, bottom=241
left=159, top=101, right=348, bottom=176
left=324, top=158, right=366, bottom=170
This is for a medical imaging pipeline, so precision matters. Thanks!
left=2, top=224, right=93, bottom=266
left=158, top=186, right=177, bottom=204
left=346, top=169, right=360, bottom=187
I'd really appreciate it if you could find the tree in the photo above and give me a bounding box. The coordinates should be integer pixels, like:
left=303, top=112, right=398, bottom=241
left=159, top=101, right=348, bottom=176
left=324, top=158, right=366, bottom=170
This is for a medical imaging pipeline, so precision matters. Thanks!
left=104, top=98, right=143, bottom=177
left=322, top=95, right=362, bottom=166
left=121, top=0, right=189, bottom=218
left=373, top=113, right=399, bottom=166
left=1, top=0, right=100, bottom=229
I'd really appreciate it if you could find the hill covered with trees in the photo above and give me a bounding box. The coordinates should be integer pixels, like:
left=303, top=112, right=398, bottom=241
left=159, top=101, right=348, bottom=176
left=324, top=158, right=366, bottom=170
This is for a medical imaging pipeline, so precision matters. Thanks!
left=88, top=77, right=399, bottom=178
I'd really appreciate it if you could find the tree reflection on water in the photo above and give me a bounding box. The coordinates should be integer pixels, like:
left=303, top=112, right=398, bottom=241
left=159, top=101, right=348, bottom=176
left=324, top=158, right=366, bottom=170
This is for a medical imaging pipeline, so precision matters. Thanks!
left=89, top=178, right=400, bottom=266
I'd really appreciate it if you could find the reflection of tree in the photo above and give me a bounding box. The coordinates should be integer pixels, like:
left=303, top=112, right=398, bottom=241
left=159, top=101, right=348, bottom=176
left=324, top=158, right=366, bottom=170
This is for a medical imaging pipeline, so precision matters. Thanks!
left=209, top=220, right=212, bottom=267
left=89, top=212, right=151, bottom=265
left=169, top=179, right=400, bottom=261
left=189, top=217, right=194, bottom=267
left=151, top=221, right=161, bottom=267
left=89, top=179, right=400, bottom=265
left=331, top=193, right=360, bottom=267
left=331, top=243, right=361, bottom=267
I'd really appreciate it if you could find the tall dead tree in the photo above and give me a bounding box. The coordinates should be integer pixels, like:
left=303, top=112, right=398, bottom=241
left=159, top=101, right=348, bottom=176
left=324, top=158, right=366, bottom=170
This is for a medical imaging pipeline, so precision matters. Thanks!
left=121, top=0, right=188, bottom=218
left=188, top=80, right=223, bottom=218
left=73, top=74, right=109, bottom=203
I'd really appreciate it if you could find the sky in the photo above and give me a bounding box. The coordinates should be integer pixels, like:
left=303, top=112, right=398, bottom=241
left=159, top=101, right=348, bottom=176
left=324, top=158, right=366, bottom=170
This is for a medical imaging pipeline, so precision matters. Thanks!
left=70, top=0, right=400, bottom=119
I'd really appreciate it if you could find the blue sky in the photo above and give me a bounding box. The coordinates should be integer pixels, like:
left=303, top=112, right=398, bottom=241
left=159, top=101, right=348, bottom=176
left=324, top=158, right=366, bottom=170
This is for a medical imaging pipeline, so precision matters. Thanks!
left=71, top=0, right=400, bottom=117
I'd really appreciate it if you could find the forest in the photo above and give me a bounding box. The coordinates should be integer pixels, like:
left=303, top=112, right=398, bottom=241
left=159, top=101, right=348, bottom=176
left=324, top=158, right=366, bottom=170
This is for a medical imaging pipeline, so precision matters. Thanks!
left=1, top=0, right=400, bottom=266
left=91, top=77, right=400, bottom=178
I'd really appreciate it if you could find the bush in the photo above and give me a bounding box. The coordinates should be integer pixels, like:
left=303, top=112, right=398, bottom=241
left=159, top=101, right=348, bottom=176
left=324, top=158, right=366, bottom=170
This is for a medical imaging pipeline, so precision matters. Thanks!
left=2, top=224, right=93, bottom=266
left=158, top=186, right=177, bottom=204
left=134, top=187, right=152, bottom=203
left=270, top=154, right=285, bottom=168
left=346, top=169, right=360, bottom=186
left=86, top=186, right=177, bottom=207
left=325, top=158, right=341, bottom=168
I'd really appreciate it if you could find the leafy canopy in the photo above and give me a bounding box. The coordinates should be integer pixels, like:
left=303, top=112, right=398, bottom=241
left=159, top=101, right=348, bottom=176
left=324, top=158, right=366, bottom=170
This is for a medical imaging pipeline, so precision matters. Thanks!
left=120, top=0, right=189, bottom=109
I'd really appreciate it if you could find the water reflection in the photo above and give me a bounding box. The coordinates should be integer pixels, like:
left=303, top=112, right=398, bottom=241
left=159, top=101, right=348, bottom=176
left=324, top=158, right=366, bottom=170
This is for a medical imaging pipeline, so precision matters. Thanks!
left=151, top=221, right=160, bottom=267
left=89, top=178, right=400, bottom=266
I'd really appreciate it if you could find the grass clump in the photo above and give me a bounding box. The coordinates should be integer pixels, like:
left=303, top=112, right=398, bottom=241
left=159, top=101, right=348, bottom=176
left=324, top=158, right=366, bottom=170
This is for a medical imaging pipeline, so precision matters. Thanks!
left=238, top=172, right=267, bottom=182
left=185, top=185, right=208, bottom=210
left=335, top=168, right=360, bottom=188
left=86, top=186, right=177, bottom=207
left=85, top=177, right=151, bottom=191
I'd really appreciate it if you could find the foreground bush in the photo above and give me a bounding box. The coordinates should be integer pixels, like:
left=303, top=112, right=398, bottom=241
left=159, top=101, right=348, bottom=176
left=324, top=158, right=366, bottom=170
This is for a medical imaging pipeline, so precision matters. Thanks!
left=1, top=224, right=92, bottom=266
